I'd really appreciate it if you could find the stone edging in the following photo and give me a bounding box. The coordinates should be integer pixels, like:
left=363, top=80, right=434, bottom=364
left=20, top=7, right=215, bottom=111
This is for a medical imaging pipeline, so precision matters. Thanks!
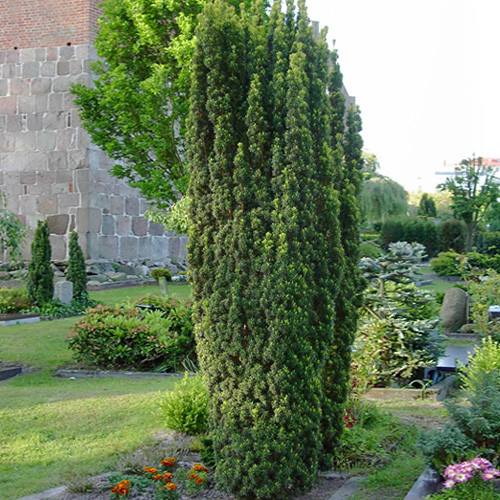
left=404, top=468, right=441, bottom=500
left=54, top=369, right=195, bottom=379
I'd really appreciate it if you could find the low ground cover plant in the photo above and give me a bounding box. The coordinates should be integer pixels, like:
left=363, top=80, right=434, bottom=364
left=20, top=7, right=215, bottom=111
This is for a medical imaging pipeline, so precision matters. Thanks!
left=0, top=287, right=31, bottom=313
left=67, top=296, right=194, bottom=371
left=109, top=457, right=210, bottom=499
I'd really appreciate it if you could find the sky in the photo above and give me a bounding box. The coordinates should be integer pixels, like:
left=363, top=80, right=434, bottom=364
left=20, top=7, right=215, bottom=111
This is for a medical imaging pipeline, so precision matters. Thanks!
left=305, top=0, right=500, bottom=193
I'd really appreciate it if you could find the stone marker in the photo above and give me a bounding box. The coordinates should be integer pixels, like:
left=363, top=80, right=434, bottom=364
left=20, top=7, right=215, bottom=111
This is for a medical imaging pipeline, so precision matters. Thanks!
left=54, top=280, right=73, bottom=304
left=440, top=287, right=467, bottom=333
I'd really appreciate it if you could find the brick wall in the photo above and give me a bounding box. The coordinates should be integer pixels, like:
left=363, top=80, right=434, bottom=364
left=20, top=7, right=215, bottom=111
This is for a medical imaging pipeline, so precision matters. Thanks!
left=0, top=0, right=100, bottom=50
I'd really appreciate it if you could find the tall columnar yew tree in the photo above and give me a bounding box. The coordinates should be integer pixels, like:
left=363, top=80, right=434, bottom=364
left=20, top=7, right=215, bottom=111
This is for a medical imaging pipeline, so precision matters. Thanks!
left=66, top=231, right=89, bottom=304
left=27, top=220, right=53, bottom=306
left=188, top=0, right=363, bottom=496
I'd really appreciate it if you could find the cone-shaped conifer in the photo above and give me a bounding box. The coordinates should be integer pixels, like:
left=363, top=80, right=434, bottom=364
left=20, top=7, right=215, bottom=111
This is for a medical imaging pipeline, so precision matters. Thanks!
left=27, top=220, right=53, bottom=306
left=66, top=231, right=89, bottom=304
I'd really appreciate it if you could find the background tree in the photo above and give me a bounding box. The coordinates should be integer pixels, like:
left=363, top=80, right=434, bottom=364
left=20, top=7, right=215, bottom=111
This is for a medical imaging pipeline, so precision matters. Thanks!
left=361, top=151, right=379, bottom=177
left=66, top=231, right=89, bottom=304
left=27, top=221, right=53, bottom=306
left=72, top=0, right=252, bottom=210
left=418, top=193, right=437, bottom=217
left=188, top=0, right=354, bottom=495
left=439, top=156, right=500, bottom=251
left=359, top=174, right=409, bottom=222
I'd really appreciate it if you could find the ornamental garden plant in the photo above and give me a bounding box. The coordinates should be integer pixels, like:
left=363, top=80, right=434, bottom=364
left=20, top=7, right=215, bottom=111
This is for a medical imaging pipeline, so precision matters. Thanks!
left=187, top=0, right=364, bottom=496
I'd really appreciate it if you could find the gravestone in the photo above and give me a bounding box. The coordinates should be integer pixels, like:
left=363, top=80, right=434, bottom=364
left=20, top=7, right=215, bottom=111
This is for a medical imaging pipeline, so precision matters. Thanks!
left=54, top=280, right=73, bottom=304
left=440, top=287, right=467, bottom=333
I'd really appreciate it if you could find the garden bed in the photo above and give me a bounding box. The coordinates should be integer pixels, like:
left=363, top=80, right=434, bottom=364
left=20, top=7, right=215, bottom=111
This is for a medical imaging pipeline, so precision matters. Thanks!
left=0, top=312, right=40, bottom=327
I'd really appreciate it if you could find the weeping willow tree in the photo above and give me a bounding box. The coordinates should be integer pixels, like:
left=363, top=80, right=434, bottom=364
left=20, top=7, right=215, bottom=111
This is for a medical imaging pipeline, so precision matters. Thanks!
left=188, top=0, right=363, bottom=496
left=360, top=174, right=409, bottom=222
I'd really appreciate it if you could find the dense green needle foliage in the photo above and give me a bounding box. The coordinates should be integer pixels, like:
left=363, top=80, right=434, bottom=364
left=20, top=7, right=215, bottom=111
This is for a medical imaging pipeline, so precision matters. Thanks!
left=187, top=0, right=363, bottom=496
left=27, top=221, right=53, bottom=306
left=66, top=231, right=89, bottom=304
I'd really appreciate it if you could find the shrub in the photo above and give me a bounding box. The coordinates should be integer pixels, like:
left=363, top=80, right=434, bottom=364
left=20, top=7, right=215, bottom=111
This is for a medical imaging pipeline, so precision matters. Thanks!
left=477, top=231, right=500, bottom=256
left=359, top=241, right=382, bottom=259
left=468, top=273, right=500, bottom=341
left=157, top=375, right=209, bottom=435
left=466, top=252, right=500, bottom=274
left=66, top=231, right=89, bottom=305
left=0, top=192, right=26, bottom=262
left=151, top=268, right=172, bottom=281
left=439, top=219, right=466, bottom=253
left=459, top=337, right=500, bottom=396
left=381, top=217, right=439, bottom=256
left=26, top=220, right=53, bottom=306
left=67, top=299, right=194, bottom=371
left=0, top=288, right=32, bottom=313
left=430, top=250, right=462, bottom=276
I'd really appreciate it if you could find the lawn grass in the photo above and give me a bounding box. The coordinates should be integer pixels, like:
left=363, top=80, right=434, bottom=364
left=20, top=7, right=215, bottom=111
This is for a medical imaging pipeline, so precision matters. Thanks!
left=0, top=285, right=191, bottom=499
left=89, top=283, right=191, bottom=306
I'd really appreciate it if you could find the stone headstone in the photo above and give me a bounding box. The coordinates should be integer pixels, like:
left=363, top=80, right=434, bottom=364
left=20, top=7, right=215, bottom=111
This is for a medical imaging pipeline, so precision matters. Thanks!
left=54, top=280, right=73, bottom=304
left=440, top=287, right=468, bottom=333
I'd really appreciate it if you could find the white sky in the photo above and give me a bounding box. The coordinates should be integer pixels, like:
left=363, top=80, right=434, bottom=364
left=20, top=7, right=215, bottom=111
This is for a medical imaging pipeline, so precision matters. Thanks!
left=306, top=0, right=500, bottom=193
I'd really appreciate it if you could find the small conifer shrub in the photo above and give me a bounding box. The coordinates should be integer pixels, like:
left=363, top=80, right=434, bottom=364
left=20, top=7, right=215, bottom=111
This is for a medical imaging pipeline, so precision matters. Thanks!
left=66, top=231, right=89, bottom=304
left=27, top=220, right=53, bottom=306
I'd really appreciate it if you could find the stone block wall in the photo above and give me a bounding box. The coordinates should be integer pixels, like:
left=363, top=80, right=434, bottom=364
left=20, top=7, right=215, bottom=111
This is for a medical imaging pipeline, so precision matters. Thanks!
left=0, top=1, right=187, bottom=265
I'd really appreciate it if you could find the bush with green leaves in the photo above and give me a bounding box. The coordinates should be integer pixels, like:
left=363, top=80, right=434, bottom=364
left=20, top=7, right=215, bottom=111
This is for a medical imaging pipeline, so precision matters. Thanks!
left=26, top=220, right=53, bottom=306
left=468, top=273, right=500, bottom=341
left=438, top=219, right=466, bottom=253
left=430, top=250, right=462, bottom=276
left=151, top=268, right=172, bottom=281
left=0, top=288, right=32, bottom=314
left=67, top=299, right=194, bottom=371
left=157, top=374, right=209, bottom=435
left=418, top=339, right=500, bottom=472
left=66, top=231, right=90, bottom=305
left=381, top=217, right=439, bottom=256
left=0, top=193, right=26, bottom=262
left=477, top=231, right=500, bottom=256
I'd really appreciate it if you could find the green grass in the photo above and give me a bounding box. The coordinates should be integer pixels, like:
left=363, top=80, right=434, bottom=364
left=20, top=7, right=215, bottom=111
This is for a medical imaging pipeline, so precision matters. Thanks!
left=0, top=285, right=192, bottom=499
left=89, top=283, right=191, bottom=306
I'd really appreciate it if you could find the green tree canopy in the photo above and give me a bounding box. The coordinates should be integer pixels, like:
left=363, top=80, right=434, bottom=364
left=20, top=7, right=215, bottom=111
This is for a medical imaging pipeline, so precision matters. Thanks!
left=439, top=156, right=500, bottom=251
left=360, top=174, right=409, bottom=222
left=418, top=193, right=437, bottom=218
left=71, top=0, right=251, bottom=209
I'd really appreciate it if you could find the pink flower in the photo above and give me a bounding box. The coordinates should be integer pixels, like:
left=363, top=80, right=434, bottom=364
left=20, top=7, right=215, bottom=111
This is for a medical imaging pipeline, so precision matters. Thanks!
left=482, top=468, right=500, bottom=481
left=471, top=458, right=492, bottom=470
left=454, top=472, right=469, bottom=483
left=443, top=479, right=455, bottom=489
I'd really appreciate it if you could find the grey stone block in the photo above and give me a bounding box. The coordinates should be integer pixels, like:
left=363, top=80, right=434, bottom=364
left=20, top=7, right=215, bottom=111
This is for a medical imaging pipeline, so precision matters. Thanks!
left=35, top=94, right=48, bottom=112
left=47, top=47, right=58, bottom=61
left=125, top=197, right=139, bottom=216
left=115, top=215, right=131, bottom=235
left=43, top=111, right=66, bottom=130
left=68, top=149, right=88, bottom=169
left=57, top=61, right=70, bottom=75
left=0, top=80, right=8, bottom=96
left=49, top=235, right=67, bottom=260
left=98, top=236, right=119, bottom=260
left=138, top=237, right=153, bottom=259
left=27, top=114, right=43, bottom=131
left=38, top=195, right=58, bottom=214
left=48, top=151, right=68, bottom=170
left=20, top=171, right=36, bottom=184
left=169, top=237, right=181, bottom=257
left=59, top=45, right=75, bottom=61
left=17, top=95, right=36, bottom=113
left=6, top=115, right=22, bottom=132
left=0, top=133, right=16, bottom=152
left=152, top=236, right=168, bottom=259
left=37, top=131, right=57, bottom=151
left=59, top=194, right=80, bottom=211
left=47, top=215, right=69, bottom=235
left=110, top=196, right=124, bottom=215
left=15, top=132, right=37, bottom=152
left=20, top=48, right=36, bottom=63
left=35, top=48, right=46, bottom=62
left=0, top=96, right=17, bottom=114
left=69, top=60, right=82, bottom=75
left=22, top=62, right=40, bottom=78
left=132, top=217, right=147, bottom=236
left=9, top=79, right=30, bottom=95
left=48, top=93, right=64, bottom=112
left=75, top=45, right=90, bottom=60
left=101, top=214, right=116, bottom=235
left=40, top=62, right=56, bottom=77
left=6, top=50, right=20, bottom=64
left=120, top=237, right=138, bottom=261
left=37, top=171, right=56, bottom=184
left=52, top=76, right=70, bottom=92
left=149, top=221, right=165, bottom=236
left=56, top=129, right=75, bottom=150
left=2, top=63, right=16, bottom=78
left=31, top=77, right=52, bottom=95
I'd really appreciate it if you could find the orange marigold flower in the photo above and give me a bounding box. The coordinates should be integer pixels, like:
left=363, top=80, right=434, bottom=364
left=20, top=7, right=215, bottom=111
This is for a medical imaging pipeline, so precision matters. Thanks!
left=192, top=463, right=209, bottom=472
left=195, top=477, right=204, bottom=484
left=166, top=482, right=177, bottom=491
left=161, top=457, right=176, bottom=467
left=153, top=474, right=164, bottom=481
left=111, top=486, right=119, bottom=493
left=120, top=480, right=131, bottom=487
left=143, top=467, right=158, bottom=474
